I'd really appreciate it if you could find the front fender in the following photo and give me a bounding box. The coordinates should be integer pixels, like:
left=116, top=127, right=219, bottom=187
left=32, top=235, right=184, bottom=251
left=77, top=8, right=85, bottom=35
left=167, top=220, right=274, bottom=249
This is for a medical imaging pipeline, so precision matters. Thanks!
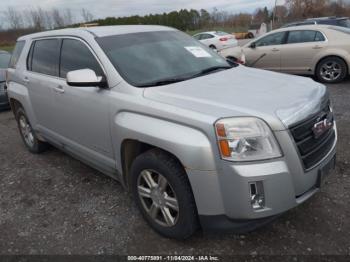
left=113, top=111, right=217, bottom=172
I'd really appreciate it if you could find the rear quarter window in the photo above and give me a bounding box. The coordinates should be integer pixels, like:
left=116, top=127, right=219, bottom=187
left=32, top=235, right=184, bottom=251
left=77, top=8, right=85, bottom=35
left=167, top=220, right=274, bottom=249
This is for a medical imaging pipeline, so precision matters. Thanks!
left=9, top=41, right=25, bottom=69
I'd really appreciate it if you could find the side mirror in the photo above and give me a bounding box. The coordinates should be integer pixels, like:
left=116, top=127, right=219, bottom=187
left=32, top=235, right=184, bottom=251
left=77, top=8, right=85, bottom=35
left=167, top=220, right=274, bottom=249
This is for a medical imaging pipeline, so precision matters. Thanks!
left=66, top=69, right=107, bottom=88
left=250, top=42, right=256, bottom=49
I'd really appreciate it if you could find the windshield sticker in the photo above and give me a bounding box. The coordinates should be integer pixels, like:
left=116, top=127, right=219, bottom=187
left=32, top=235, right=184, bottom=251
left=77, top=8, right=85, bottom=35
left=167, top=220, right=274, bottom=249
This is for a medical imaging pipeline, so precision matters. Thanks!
left=185, top=46, right=212, bottom=58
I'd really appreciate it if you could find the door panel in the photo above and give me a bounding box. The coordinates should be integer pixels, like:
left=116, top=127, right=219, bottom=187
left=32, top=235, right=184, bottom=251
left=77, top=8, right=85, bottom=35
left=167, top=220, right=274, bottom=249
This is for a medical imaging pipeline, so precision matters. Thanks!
left=53, top=81, right=115, bottom=171
left=281, top=30, right=327, bottom=74
left=26, top=39, right=61, bottom=132
left=52, top=38, right=115, bottom=172
left=244, top=32, right=286, bottom=71
left=244, top=45, right=282, bottom=71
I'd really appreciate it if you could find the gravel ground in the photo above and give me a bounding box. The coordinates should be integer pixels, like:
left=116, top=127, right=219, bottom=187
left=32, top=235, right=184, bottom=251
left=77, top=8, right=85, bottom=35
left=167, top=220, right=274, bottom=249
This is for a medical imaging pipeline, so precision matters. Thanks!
left=0, top=78, right=349, bottom=256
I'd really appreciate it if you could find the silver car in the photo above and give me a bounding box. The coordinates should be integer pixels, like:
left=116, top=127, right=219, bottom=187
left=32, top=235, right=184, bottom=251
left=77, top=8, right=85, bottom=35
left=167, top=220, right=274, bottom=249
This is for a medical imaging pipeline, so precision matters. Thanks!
left=0, top=50, right=11, bottom=110
left=7, top=25, right=337, bottom=239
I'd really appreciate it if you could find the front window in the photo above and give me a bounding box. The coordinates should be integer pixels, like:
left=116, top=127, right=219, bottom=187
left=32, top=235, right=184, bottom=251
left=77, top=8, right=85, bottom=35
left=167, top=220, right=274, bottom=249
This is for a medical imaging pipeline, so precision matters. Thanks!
left=97, top=31, right=231, bottom=87
left=254, top=32, right=286, bottom=47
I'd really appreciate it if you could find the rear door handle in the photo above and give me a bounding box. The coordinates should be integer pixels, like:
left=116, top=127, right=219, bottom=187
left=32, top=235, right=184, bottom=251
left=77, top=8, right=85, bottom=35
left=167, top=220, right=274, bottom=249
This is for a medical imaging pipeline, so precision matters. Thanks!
left=23, top=77, right=30, bottom=83
left=271, top=48, right=280, bottom=52
left=313, top=45, right=323, bottom=49
left=53, top=85, right=65, bottom=94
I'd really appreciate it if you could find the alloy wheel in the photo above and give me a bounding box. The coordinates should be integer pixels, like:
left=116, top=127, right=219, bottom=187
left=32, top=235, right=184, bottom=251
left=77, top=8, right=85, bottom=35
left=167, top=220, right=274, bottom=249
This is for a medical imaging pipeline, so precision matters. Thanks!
left=320, top=61, right=342, bottom=82
left=137, top=169, right=179, bottom=227
left=19, top=115, right=35, bottom=148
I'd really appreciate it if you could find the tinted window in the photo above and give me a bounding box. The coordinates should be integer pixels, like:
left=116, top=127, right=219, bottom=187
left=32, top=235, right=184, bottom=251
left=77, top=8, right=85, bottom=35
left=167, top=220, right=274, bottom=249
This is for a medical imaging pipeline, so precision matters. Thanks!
left=193, top=35, right=201, bottom=40
left=318, top=20, right=337, bottom=25
left=60, top=39, right=103, bottom=78
left=315, top=32, right=326, bottom=41
left=9, top=41, right=25, bottom=69
left=201, top=34, right=214, bottom=40
left=97, top=31, right=230, bottom=87
left=287, top=30, right=324, bottom=44
left=31, top=39, right=60, bottom=76
left=0, top=53, right=11, bottom=69
left=255, top=32, right=286, bottom=47
left=216, top=31, right=229, bottom=36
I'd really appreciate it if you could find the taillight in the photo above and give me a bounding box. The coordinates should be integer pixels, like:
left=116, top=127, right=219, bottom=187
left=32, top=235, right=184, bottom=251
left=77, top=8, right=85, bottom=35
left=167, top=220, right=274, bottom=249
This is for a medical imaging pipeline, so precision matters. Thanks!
left=219, top=37, right=229, bottom=41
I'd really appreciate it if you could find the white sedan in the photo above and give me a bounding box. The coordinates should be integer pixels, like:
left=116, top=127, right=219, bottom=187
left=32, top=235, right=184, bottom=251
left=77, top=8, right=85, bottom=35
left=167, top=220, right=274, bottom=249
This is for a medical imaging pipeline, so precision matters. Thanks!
left=193, top=31, right=238, bottom=51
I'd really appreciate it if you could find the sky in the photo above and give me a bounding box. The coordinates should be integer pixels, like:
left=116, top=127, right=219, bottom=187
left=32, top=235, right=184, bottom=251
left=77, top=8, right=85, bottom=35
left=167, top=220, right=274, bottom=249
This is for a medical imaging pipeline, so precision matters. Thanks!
left=0, top=0, right=281, bottom=20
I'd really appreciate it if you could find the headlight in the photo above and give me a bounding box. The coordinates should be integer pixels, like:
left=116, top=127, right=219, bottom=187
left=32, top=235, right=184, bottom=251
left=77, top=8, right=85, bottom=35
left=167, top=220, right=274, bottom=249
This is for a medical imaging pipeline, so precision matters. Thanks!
left=215, top=117, right=282, bottom=162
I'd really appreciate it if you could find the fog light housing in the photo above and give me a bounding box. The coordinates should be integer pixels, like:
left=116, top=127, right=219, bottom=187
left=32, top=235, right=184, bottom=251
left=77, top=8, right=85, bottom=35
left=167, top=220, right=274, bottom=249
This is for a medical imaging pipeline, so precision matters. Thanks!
left=249, top=181, right=265, bottom=210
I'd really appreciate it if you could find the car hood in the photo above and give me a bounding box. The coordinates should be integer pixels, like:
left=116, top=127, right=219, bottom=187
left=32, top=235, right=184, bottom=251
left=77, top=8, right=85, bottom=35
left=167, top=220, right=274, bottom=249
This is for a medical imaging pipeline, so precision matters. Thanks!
left=143, top=66, right=328, bottom=131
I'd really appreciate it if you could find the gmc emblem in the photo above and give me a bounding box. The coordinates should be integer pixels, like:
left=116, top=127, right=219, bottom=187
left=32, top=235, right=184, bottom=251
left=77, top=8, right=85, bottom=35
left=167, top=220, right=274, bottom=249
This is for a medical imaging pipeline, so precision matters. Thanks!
left=312, top=118, right=333, bottom=139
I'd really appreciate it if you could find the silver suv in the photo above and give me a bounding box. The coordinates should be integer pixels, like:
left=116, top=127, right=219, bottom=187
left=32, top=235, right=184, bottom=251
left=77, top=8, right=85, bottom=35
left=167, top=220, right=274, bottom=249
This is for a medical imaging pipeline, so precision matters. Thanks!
left=7, top=25, right=337, bottom=239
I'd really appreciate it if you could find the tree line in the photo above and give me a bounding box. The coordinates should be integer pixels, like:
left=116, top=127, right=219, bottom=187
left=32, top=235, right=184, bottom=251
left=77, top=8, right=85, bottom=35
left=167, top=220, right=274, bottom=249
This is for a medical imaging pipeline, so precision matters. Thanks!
left=1, top=0, right=350, bottom=46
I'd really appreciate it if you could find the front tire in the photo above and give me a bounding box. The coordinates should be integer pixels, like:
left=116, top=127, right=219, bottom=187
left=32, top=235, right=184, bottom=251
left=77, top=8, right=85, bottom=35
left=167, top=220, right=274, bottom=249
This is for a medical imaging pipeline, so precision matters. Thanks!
left=316, top=57, right=347, bottom=83
left=130, top=149, right=199, bottom=239
left=15, top=107, right=48, bottom=153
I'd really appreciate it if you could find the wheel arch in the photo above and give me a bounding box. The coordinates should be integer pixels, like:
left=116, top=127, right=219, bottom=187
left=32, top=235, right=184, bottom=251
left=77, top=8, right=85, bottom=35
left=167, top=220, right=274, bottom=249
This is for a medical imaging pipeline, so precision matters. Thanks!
left=314, top=54, right=349, bottom=75
left=120, top=139, right=185, bottom=189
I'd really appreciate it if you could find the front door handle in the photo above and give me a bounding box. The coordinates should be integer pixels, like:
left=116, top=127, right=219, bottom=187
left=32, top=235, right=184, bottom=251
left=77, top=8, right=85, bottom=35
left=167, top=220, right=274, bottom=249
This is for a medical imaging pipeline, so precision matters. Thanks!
left=53, top=85, right=65, bottom=94
left=271, top=48, right=280, bottom=52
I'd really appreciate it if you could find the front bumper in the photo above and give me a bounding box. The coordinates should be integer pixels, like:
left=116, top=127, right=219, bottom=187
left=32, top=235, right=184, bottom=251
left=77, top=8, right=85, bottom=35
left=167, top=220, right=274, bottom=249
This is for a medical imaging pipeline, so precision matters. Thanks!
left=187, top=128, right=337, bottom=231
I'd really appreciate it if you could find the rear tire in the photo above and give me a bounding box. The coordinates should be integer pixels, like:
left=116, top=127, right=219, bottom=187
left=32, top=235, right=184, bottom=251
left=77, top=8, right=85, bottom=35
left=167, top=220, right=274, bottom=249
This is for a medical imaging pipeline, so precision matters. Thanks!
left=316, top=57, right=347, bottom=83
left=130, top=149, right=199, bottom=239
left=15, top=107, right=49, bottom=154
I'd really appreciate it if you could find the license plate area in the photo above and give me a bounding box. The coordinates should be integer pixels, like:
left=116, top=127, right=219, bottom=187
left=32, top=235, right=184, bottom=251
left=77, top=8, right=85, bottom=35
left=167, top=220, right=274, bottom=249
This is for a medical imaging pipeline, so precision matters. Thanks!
left=316, top=154, right=336, bottom=188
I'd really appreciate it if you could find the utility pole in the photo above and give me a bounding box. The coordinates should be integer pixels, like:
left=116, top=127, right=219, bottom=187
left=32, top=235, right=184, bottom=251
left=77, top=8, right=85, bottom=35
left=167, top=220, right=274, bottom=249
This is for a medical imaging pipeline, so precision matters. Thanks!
left=272, top=0, right=278, bottom=29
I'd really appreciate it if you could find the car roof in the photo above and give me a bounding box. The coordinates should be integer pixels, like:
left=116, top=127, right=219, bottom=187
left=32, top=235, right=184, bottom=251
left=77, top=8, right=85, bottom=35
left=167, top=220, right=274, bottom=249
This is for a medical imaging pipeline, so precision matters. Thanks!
left=18, top=25, right=177, bottom=40
left=274, top=24, right=333, bottom=33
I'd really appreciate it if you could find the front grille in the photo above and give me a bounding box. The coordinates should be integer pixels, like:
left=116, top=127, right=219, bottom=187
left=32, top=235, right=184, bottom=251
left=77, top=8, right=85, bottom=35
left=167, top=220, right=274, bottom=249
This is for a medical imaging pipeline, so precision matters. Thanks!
left=290, top=103, right=336, bottom=170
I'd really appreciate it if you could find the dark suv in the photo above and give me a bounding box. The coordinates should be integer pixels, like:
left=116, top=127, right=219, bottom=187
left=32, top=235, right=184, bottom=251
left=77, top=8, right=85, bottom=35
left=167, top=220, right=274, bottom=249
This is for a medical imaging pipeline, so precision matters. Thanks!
left=0, top=50, right=11, bottom=110
left=283, top=17, right=350, bottom=28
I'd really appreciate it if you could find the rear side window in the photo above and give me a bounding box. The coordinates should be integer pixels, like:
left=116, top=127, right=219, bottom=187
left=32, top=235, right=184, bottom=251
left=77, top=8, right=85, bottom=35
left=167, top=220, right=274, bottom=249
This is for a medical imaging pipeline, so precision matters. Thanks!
left=287, top=30, right=324, bottom=44
left=30, top=39, right=60, bottom=77
left=60, top=39, right=103, bottom=78
left=9, top=41, right=25, bottom=69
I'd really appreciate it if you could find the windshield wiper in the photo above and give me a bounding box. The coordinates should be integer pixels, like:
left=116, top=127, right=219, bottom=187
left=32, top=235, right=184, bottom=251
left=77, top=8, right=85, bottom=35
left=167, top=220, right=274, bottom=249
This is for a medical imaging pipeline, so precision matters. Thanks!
left=137, top=77, right=189, bottom=87
left=190, top=66, right=232, bottom=78
left=137, top=66, right=232, bottom=87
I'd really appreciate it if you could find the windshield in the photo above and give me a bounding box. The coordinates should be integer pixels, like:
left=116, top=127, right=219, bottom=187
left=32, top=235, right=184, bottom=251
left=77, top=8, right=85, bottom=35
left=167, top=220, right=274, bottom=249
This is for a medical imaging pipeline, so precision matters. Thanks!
left=97, top=30, right=230, bottom=87
left=0, top=53, right=11, bottom=69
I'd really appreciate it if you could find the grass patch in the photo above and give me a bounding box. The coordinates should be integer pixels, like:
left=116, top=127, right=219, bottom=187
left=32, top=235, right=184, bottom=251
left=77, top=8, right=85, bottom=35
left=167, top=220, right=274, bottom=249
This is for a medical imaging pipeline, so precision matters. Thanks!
left=0, top=45, right=15, bottom=52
